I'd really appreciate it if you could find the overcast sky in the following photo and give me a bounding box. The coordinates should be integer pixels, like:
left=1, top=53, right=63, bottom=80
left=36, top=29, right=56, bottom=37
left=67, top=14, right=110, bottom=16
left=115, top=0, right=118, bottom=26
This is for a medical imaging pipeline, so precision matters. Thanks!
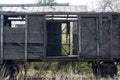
left=0, top=0, right=97, bottom=5
left=0, top=0, right=98, bottom=11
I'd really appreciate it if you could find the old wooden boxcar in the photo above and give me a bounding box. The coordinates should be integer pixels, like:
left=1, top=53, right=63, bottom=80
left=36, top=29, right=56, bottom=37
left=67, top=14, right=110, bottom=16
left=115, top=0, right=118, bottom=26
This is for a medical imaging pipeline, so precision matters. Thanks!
left=0, top=12, right=120, bottom=77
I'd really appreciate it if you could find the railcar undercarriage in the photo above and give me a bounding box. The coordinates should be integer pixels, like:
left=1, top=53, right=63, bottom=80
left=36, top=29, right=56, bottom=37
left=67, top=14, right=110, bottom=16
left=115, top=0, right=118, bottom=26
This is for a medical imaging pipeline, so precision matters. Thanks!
left=0, top=61, right=19, bottom=80
left=0, top=60, right=119, bottom=79
left=92, top=61, right=118, bottom=78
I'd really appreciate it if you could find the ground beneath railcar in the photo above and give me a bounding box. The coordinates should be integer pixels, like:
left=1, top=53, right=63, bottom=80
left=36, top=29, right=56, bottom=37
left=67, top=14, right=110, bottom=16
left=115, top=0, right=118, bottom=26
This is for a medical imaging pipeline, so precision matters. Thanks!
left=1, top=61, right=120, bottom=80
left=24, top=75, right=120, bottom=80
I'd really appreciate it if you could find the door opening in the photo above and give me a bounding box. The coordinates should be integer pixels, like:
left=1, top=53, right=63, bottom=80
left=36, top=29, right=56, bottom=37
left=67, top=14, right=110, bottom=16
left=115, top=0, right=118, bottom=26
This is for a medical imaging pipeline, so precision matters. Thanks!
left=46, top=21, right=73, bottom=57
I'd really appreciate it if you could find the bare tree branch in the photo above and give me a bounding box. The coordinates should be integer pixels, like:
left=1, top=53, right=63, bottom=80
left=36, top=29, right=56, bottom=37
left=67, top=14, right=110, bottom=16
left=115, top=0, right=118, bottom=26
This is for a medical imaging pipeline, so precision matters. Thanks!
left=97, top=0, right=120, bottom=12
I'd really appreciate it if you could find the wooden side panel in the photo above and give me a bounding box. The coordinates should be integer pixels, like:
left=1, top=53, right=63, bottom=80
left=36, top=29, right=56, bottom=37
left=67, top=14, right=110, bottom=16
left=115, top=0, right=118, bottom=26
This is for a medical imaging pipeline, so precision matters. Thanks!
left=4, top=15, right=45, bottom=43
left=99, top=15, right=120, bottom=59
left=80, top=17, right=97, bottom=58
left=27, top=15, right=45, bottom=43
left=3, top=44, right=44, bottom=59
left=111, top=15, right=120, bottom=58
left=4, top=27, right=25, bottom=43
left=3, top=15, right=45, bottom=60
left=27, top=15, right=45, bottom=59
left=99, top=16, right=111, bottom=58
left=78, top=14, right=120, bottom=59
left=3, top=44, right=24, bottom=59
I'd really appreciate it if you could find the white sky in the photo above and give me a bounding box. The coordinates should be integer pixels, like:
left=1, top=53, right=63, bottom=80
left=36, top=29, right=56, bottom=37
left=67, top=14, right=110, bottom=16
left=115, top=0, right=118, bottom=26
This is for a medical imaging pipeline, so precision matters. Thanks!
left=0, top=0, right=98, bottom=10
left=0, top=0, right=97, bottom=5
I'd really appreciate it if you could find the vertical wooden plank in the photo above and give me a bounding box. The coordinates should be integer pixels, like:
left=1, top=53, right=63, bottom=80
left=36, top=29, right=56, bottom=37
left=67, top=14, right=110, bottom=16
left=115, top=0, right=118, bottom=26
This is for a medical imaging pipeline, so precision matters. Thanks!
left=43, top=15, right=46, bottom=59
left=110, top=15, right=112, bottom=59
left=73, top=21, right=79, bottom=55
left=25, top=15, right=28, bottom=62
left=0, top=15, right=3, bottom=64
left=96, top=16, right=100, bottom=59
left=78, top=15, right=82, bottom=58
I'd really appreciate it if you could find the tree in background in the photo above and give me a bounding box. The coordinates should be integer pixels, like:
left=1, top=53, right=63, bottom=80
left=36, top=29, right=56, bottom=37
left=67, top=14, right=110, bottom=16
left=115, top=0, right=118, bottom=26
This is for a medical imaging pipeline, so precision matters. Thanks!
left=37, top=0, right=57, bottom=6
left=98, top=0, right=120, bottom=12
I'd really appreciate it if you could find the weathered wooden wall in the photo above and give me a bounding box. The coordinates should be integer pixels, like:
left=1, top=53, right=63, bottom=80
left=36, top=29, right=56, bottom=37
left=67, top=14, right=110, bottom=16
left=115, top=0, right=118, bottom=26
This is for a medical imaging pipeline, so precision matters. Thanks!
left=27, top=15, right=45, bottom=59
left=2, top=15, right=46, bottom=60
left=0, top=12, right=119, bottom=61
left=77, top=14, right=120, bottom=59
left=80, top=17, right=97, bottom=58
